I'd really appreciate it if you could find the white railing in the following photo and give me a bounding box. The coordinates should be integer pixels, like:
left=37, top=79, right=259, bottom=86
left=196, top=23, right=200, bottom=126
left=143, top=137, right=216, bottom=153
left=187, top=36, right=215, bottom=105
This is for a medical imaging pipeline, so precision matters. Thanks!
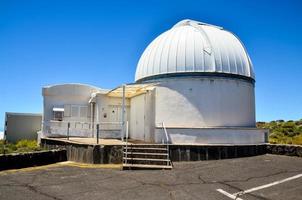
left=124, top=121, right=129, bottom=164
left=162, top=122, right=170, bottom=166
left=43, top=120, right=123, bottom=139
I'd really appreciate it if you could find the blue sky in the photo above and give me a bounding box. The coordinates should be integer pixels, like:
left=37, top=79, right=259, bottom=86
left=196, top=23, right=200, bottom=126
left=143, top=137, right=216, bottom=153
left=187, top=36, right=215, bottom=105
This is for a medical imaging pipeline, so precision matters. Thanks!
left=0, top=0, right=301, bottom=130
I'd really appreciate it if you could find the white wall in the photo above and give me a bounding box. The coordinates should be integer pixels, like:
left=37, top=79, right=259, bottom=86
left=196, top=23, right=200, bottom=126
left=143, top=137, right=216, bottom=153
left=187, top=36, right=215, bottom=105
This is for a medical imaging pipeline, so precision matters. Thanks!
left=95, top=95, right=130, bottom=124
left=95, top=94, right=130, bottom=139
left=154, top=77, right=255, bottom=128
left=154, top=127, right=268, bottom=144
left=5, top=113, right=42, bottom=143
left=42, top=84, right=100, bottom=137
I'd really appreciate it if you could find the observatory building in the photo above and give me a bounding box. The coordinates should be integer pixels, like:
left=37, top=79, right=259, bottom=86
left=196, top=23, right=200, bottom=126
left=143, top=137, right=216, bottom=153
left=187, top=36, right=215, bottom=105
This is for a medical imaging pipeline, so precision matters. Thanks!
left=42, top=19, right=267, bottom=144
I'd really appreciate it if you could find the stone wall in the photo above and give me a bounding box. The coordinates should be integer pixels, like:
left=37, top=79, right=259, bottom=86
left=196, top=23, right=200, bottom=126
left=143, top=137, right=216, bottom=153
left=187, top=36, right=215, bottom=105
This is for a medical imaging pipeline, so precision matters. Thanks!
left=0, top=149, right=67, bottom=171
left=267, top=144, right=302, bottom=157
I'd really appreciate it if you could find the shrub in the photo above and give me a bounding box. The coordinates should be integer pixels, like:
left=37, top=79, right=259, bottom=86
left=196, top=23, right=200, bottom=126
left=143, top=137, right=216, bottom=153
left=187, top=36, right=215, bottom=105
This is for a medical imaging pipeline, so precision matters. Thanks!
left=0, top=139, right=42, bottom=154
left=292, top=134, right=302, bottom=145
left=15, top=139, right=41, bottom=152
left=282, top=121, right=295, bottom=128
left=259, top=119, right=302, bottom=145
left=16, top=139, right=37, bottom=148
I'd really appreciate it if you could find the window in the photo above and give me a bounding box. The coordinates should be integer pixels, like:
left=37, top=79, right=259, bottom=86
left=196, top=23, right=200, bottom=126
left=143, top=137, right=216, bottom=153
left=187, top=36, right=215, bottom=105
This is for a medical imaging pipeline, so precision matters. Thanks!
left=53, top=107, right=64, bottom=121
left=70, top=105, right=89, bottom=118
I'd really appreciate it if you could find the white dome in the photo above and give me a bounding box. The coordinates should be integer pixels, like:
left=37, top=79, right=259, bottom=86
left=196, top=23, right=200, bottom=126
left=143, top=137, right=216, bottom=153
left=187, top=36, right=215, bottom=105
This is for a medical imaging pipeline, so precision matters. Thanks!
left=135, top=19, right=255, bottom=82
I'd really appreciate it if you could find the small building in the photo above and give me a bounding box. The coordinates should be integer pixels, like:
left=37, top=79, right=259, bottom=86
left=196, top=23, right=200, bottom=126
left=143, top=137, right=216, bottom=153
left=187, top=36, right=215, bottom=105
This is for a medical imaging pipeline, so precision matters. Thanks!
left=42, top=19, right=267, bottom=144
left=4, top=112, right=42, bottom=143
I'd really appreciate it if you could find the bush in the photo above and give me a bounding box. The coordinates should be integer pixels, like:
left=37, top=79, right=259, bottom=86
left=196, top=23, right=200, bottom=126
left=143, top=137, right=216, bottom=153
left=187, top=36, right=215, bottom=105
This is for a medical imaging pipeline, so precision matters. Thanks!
left=0, top=139, right=42, bottom=154
left=282, top=121, right=295, bottom=128
left=16, top=139, right=37, bottom=148
left=296, top=119, right=302, bottom=125
left=258, top=119, right=302, bottom=145
left=292, top=134, right=302, bottom=145
left=15, top=139, right=41, bottom=153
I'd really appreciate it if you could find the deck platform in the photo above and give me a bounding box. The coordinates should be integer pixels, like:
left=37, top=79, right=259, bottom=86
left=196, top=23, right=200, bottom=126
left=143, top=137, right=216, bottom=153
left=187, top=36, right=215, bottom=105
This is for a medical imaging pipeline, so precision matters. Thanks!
left=40, top=137, right=269, bottom=165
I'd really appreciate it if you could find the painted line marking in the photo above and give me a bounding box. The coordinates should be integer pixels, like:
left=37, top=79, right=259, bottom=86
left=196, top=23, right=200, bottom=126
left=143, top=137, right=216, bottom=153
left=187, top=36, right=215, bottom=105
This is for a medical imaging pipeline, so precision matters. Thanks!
left=217, top=173, right=302, bottom=199
left=216, top=189, right=244, bottom=200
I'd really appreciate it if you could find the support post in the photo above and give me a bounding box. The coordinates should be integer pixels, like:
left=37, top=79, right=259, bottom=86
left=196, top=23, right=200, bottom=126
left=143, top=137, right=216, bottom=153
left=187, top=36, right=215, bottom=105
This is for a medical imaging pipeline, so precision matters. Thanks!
left=90, top=102, right=94, bottom=138
left=121, top=84, right=126, bottom=141
left=96, top=124, right=99, bottom=144
left=67, top=122, right=70, bottom=140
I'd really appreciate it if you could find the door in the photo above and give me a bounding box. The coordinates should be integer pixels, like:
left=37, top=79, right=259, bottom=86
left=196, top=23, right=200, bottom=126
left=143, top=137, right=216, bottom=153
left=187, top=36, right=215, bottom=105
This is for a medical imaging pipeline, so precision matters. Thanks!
left=130, top=94, right=145, bottom=141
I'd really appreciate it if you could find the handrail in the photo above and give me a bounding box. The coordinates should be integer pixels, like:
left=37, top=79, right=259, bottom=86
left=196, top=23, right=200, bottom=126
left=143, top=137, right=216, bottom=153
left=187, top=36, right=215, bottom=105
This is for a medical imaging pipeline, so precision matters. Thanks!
left=162, top=122, right=169, bottom=144
left=162, top=122, right=171, bottom=166
left=44, top=120, right=123, bottom=138
left=47, top=120, right=122, bottom=129
left=125, top=121, right=129, bottom=164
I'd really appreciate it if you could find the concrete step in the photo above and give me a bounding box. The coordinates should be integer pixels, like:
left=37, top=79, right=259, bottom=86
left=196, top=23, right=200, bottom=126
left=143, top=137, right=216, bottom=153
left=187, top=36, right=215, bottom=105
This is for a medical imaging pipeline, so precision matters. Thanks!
left=123, top=152, right=168, bottom=156
left=124, top=147, right=168, bottom=151
left=123, top=163, right=172, bottom=170
left=126, top=144, right=169, bottom=148
left=122, top=144, right=172, bottom=170
left=124, top=147, right=168, bottom=153
left=123, top=157, right=170, bottom=162
left=123, top=152, right=169, bottom=159
left=123, top=157, right=171, bottom=165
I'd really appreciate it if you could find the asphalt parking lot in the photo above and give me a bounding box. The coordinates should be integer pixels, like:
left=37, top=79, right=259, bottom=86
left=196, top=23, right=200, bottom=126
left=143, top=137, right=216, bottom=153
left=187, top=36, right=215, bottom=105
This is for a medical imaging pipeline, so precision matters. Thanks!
left=0, top=154, right=301, bottom=200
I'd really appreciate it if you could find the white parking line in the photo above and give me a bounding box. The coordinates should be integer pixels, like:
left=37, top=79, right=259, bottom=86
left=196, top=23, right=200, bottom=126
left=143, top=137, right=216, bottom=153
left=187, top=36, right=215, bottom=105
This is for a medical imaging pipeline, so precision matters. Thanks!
left=217, top=173, right=302, bottom=199
left=216, top=189, right=244, bottom=200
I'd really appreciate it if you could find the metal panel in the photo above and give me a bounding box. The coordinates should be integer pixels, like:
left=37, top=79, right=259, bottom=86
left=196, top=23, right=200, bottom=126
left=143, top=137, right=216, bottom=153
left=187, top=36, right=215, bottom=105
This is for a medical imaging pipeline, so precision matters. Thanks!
left=135, top=19, right=254, bottom=82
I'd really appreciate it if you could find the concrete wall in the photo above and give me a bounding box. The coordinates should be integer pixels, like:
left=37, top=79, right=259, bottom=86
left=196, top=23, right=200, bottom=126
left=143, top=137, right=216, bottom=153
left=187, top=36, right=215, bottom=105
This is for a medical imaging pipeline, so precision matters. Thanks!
left=154, top=77, right=255, bottom=128
left=4, top=113, right=42, bottom=143
left=155, top=127, right=268, bottom=144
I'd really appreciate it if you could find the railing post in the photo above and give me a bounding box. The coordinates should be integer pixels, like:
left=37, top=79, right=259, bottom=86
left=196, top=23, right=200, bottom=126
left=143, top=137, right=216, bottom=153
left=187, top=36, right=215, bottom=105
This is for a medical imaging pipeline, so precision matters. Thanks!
left=125, top=121, right=129, bottom=164
left=67, top=122, right=70, bottom=140
left=96, top=124, right=99, bottom=144
left=121, top=84, right=126, bottom=142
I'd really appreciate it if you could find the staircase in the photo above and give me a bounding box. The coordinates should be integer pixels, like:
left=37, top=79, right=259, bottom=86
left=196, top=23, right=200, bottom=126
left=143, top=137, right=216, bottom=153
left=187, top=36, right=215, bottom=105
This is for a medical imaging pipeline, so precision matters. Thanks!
left=123, top=144, right=173, bottom=170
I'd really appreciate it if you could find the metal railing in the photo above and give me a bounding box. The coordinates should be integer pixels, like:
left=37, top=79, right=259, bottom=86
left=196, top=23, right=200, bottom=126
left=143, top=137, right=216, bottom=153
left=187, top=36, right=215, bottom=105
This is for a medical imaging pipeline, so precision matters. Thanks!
left=43, top=120, right=123, bottom=143
left=162, top=122, right=171, bottom=166
left=124, top=121, right=129, bottom=164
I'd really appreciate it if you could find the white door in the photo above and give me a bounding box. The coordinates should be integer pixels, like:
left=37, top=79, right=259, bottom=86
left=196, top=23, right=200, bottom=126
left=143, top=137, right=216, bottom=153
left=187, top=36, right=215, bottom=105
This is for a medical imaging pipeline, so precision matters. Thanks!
left=130, top=94, right=145, bottom=141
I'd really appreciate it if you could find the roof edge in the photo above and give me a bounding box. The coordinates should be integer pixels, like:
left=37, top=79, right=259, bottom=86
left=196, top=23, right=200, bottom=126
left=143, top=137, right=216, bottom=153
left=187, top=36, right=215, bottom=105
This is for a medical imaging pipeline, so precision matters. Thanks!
left=136, top=72, right=255, bottom=84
